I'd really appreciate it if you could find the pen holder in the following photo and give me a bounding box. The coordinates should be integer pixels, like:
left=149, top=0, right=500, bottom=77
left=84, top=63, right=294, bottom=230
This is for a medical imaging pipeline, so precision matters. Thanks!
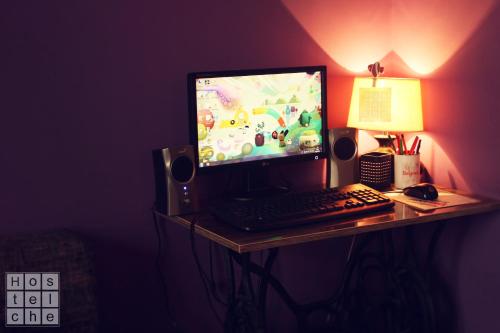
left=394, top=154, right=420, bottom=189
left=359, top=152, right=392, bottom=190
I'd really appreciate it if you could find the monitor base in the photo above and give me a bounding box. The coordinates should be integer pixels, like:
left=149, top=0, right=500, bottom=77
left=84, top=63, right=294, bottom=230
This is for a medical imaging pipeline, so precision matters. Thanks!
left=227, top=167, right=290, bottom=201
left=230, top=184, right=290, bottom=201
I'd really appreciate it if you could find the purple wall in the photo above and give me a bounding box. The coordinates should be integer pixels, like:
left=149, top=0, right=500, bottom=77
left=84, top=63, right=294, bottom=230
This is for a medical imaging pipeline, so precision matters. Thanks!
left=422, top=3, right=500, bottom=332
left=2, top=1, right=500, bottom=332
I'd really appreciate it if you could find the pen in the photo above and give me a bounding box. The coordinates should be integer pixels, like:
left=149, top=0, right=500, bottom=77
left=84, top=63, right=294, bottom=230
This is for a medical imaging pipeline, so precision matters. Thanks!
left=388, top=134, right=397, bottom=152
left=409, top=136, right=419, bottom=155
left=397, top=134, right=403, bottom=155
left=416, top=139, right=422, bottom=155
left=401, top=134, right=408, bottom=155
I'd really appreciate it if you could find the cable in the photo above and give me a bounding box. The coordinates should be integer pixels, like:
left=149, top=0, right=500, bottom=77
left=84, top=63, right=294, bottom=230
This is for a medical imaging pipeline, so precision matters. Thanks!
left=208, top=241, right=228, bottom=306
left=153, top=210, right=231, bottom=330
left=209, top=242, right=216, bottom=293
left=425, top=222, right=446, bottom=276
left=320, top=228, right=440, bottom=333
left=189, top=215, right=225, bottom=326
left=151, top=207, right=183, bottom=332
left=346, top=235, right=357, bottom=263
left=257, top=249, right=278, bottom=329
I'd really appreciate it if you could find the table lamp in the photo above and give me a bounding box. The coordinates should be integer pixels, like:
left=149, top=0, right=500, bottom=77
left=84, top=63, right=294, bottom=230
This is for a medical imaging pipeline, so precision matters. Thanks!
left=347, top=74, right=423, bottom=153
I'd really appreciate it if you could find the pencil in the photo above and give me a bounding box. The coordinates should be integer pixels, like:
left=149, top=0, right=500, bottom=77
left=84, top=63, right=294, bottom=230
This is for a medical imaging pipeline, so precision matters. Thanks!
left=409, top=136, right=419, bottom=155
left=401, top=134, right=408, bottom=155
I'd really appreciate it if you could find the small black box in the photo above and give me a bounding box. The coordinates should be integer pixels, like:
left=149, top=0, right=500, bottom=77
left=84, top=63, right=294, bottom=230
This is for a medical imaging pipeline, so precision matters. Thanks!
left=359, top=152, right=392, bottom=190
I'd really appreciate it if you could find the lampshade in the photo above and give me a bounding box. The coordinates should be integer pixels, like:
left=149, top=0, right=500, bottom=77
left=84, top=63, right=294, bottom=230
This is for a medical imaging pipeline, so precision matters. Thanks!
left=347, top=77, right=423, bottom=132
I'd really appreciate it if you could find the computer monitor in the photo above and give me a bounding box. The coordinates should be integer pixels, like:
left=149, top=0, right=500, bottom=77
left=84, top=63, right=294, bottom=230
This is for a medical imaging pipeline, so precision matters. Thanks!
left=188, top=65, right=328, bottom=173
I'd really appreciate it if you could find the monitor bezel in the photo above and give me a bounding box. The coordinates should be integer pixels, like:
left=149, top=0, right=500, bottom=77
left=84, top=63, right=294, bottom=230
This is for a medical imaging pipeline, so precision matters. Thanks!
left=187, top=65, right=328, bottom=174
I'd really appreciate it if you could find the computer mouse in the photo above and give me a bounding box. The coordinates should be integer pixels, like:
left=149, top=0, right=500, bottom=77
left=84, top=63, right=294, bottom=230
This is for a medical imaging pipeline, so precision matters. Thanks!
left=403, top=183, right=439, bottom=200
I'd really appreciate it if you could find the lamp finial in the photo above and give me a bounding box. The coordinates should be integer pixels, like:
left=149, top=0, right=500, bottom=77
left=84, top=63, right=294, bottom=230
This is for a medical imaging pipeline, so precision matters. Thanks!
left=368, top=62, right=384, bottom=77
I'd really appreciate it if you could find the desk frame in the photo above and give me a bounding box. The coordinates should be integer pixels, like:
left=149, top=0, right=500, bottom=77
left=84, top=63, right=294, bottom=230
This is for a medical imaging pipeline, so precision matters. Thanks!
left=161, top=192, right=500, bottom=332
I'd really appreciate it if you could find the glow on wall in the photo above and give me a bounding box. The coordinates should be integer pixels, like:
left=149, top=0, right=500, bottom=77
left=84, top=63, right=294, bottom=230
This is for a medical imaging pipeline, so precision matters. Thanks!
left=282, top=0, right=495, bottom=74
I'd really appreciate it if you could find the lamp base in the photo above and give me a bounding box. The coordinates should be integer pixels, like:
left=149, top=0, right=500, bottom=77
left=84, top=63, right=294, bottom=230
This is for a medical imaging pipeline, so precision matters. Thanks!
left=374, top=134, right=396, bottom=154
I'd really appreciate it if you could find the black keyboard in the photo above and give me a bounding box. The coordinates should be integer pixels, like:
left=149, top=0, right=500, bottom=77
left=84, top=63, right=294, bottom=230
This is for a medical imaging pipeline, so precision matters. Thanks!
left=208, top=183, right=395, bottom=232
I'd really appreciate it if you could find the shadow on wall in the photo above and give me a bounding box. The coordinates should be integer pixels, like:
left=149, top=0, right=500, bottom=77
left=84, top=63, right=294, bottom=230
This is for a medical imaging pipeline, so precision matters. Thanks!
left=417, top=133, right=470, bottom=191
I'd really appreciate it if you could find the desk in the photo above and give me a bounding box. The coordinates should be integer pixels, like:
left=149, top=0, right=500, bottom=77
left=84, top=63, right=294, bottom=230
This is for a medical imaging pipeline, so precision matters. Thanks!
left=168, top=192, right=500, bottom=253
left=161, top=189, right=500, bottom=332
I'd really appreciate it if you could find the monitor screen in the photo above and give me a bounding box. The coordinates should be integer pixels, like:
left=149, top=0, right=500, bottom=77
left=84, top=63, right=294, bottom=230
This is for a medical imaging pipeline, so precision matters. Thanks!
left=188, top=66, right=327, bottom=170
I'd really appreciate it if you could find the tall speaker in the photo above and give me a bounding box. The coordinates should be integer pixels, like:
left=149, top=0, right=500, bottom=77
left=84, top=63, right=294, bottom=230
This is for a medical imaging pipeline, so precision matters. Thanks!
left=152, top=145, right=199, bottom=216
left=328, top=128, right=358, bottom=188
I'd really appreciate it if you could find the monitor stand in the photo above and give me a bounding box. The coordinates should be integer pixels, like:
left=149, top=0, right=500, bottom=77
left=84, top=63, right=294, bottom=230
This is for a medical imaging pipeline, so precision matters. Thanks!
left=229, top=167, right=289, bottom=201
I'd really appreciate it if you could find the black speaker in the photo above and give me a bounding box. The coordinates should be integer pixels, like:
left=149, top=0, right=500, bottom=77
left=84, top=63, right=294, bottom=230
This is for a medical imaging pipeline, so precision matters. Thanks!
left=152, top=145, right=199, bottom=216
left=328, top=128, right=358, bottom=188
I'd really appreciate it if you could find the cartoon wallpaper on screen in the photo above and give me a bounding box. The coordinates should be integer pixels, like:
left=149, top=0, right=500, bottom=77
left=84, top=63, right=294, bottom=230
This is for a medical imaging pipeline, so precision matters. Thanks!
left=196, top=71, right=323, bottom=167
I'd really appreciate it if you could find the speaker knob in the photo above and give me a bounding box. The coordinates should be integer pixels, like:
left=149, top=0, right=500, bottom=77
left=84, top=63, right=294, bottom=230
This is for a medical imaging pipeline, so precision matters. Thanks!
left=170, top=156, right=194, bottom=183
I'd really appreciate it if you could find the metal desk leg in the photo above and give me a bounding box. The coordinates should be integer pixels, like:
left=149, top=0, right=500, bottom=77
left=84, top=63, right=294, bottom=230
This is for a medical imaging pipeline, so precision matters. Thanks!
left=257, top=248, right=278, bottom=330
left=219, top=225, right=447, bottom=332
left=226, top=248, right=309, bottom=332
left=224, top=251, right=262, bottom=333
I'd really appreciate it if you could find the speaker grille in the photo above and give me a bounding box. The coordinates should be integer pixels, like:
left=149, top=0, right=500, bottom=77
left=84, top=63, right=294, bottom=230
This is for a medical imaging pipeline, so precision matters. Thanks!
left=171, top=156, right=194, bottom=183
left=333, top=137, right=356, bottom=161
